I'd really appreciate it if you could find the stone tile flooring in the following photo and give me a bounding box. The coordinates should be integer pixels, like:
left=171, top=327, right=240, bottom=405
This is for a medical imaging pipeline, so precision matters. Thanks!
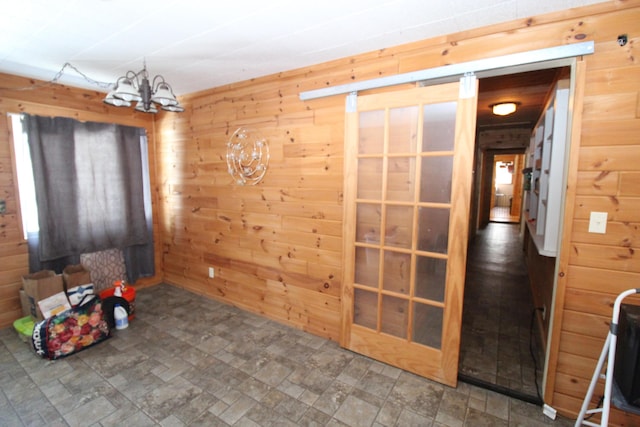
left=1, top=283, right=574, bottom=426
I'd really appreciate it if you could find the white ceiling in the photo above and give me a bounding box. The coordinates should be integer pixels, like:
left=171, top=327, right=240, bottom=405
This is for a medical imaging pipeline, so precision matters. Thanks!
left=0, top=0, right=607, bottom=96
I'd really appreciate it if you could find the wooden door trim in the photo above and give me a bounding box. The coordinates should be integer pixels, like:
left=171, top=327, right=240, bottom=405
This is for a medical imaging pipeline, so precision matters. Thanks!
left=340, top=98, right=359, bottom=349
left=440, top=89, right=478, bottom=385
left=544, top=58, right=586, bottom=403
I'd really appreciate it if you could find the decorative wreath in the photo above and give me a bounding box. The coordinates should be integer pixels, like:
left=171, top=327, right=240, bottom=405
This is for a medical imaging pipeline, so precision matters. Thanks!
left=226, top=127, right=269, bottom=185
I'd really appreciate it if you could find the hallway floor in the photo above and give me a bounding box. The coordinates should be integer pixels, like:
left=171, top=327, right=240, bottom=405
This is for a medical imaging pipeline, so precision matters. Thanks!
left=460, top=222, right=544, bottom=401
left=489, top=206, right=520, bottom=224
left=1, top=283, right=571, bottom=426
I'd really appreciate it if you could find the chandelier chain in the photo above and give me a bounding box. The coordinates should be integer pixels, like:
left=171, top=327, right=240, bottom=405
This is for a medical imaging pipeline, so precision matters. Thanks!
left=1, top=61, right=183, bottom=113
left=0, top=62, right=112, bottom=91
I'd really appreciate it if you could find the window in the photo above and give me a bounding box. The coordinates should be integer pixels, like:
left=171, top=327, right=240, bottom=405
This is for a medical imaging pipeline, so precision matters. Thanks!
left=495, top=161, right=513, bottom=185
left=10, top=113, right=154, bottom=280
left=11, top=114, right=38, bottom=238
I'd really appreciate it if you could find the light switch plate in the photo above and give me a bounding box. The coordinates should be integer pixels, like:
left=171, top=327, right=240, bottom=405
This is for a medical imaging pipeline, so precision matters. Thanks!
left=588, top=211, right=607, bottom=234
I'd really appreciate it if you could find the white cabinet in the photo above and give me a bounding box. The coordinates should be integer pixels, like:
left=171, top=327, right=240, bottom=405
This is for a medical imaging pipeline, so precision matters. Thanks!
left=525, top=79, right=570, bottom=257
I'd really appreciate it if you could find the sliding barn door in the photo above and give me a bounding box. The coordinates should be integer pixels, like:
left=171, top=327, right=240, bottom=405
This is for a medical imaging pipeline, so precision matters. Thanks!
left=341, top=78, right=478, bottom=387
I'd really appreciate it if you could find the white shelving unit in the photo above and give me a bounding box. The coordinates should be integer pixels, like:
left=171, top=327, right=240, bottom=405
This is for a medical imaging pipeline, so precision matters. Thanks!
left=524, top=79, right=570, bottom=257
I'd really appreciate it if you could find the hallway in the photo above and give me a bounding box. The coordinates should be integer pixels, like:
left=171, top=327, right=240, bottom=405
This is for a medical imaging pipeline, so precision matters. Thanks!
left=459, top=222, right=544, bottom=403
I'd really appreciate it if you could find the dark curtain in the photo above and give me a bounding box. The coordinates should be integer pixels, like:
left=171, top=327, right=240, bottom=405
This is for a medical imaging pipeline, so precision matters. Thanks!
left=23, top=114, right=154, bottom=282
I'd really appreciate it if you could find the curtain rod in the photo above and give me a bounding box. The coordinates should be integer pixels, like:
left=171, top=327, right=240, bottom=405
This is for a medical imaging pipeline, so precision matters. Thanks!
left=299, top=41, right=594, bottom=101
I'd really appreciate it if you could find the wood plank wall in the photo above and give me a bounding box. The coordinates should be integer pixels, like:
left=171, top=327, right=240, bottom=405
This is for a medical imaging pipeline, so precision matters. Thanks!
left=0, top=1, right=637, bottom=423
left=0, top=74, right=164, bottom=328
left=157, top=2, right=640, bottom=422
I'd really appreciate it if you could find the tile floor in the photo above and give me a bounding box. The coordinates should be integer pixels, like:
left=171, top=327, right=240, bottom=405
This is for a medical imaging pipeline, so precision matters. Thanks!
left=460, top=222, right=544, bottom=401
left=1, top=283, right=573, bottom=426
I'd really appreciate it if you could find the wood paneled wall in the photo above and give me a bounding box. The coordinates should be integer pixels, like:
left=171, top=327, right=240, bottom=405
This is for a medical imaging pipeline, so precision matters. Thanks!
left=155, top=85, right=346, bottom=339
left=157, top=2, right=640, bottom=422
left=0, top=74, right=164, bottom=328
left=0, top=1, right=638, bottom=423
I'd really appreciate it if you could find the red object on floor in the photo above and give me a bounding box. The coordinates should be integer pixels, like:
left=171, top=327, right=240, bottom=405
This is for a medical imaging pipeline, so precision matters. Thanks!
left=99, top=286, right=136, bottom=321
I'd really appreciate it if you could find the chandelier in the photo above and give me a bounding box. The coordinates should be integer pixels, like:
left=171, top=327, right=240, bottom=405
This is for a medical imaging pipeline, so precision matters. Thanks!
left=103, top=62, right=184, bottom=113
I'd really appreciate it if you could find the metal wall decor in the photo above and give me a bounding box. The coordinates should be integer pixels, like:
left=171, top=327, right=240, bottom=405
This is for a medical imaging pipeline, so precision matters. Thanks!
left=226, top=127, right=269, bottom=185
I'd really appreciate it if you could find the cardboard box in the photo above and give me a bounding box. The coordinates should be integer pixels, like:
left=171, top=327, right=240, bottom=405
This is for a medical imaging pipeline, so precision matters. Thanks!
left=22, top=270, right=64, bottom=320
left=63, top=264, right=92, bottom=289
left=19, top=289, right=31, bottom=318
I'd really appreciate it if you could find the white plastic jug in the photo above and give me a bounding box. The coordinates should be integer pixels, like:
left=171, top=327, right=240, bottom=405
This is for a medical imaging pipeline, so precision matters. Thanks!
left=114, top=304, right=129, bottom=330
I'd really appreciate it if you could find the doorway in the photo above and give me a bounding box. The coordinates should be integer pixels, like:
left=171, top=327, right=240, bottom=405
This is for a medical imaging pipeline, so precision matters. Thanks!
left=460, top=146, right=544, bottom=402
left=490, top=153, right=524, bottom=223
left=459, top=66, right=571, bottom=403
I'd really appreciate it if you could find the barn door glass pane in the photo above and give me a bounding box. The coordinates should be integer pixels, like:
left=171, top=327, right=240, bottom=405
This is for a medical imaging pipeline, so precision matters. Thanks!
left=387, top=157, right=416, bottom=202
left=355, top=247, right=378, bottom=288
left=385, top=205, right=413, bottom=249
left=358, top=158, right=383, bottom=199
left=413, top=303, right=443, bottom=349
left=356, top=203, right=381, bottom=244
left=389, top=106, right=418, bottom=154
left=381, top=295, right=408, bottom=339
left=420, top=156, right=453, bottom=203
left=422, top=102, right=456, bottom=151
left=382, top=250, right=410, bottom=295
left=354, top=289, right=377, bottom=329
left=417, top=207, right=450, bottom=254
left=359, top=110, right=385, bottom=154
left=415, top=256, right=446, bottom=302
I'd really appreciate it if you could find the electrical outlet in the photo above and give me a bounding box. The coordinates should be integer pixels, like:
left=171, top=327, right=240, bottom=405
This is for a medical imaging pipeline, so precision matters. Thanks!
left=208, top=267, right=215, bottom=278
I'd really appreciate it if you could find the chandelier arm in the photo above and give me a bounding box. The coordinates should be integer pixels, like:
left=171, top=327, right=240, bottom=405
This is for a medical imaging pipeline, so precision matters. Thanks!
left=123, top=71, right=139, bottom=84
left=151, top=75, right=166, bottom=91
